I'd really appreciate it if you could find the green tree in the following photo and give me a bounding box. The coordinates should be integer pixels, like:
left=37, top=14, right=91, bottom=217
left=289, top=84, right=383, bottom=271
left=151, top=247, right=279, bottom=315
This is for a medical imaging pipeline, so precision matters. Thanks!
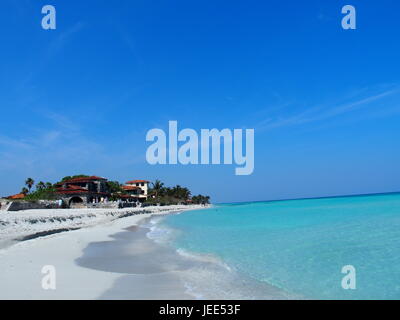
left=171, top=185, right=191, bottom=200
left=36, top=181, right=46, bottom=191
left=192, top=195, right=210, bottom=205
left=25, top=178, right=35, bottom=193
left=164, top=187, right=173, bottom=197
left=151, top=180, right=165, bottom=198
left=21, top=187, right=29, bottom=195
left=106, top=181, right=124, bottom=193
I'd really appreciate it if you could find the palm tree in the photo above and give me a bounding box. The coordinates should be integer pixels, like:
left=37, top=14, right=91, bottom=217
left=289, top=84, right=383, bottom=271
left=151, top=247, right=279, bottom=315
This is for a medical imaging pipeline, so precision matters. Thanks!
left=164, top=187, right=173, bottom=197
left=152, top=180, right=165, bottom=198
left=21, top=187, right=29, bottom=195
left=25, top=178, right=35, bottom=193
left=180, top=187, right=191, bottom=200
left=36, top=181, right=46, bottom=191
left=192, top=194, right=210, bottom=205
left=172, top=185, right=191, bottom=200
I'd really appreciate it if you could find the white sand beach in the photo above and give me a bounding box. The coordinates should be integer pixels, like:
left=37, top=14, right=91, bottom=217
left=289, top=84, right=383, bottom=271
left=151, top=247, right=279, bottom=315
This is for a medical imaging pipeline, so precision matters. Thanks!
left=0, top=205, right=205, bottom=300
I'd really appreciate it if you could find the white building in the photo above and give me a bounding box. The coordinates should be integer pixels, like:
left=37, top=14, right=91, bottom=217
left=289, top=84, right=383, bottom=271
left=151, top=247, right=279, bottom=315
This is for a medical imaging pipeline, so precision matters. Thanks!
left=124, top=180, right=150, bottom=202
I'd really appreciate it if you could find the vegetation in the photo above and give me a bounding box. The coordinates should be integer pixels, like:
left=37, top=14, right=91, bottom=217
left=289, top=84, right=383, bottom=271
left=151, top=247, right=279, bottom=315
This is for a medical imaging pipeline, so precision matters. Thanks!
left=13, top=176, right=211, bottom=205
left=24, top=182, right=57, bottom=201
left=151, top=180, right=164, bottom=198
left=25, top=178, right=35, bottom=193
left=106, top=181, right=123, bottom=193
left=146, top=180, right=210, bottom=206
left=13, top=178, right=56, bottom=201
left=12, top=175, right=91, bottom=202
left=191, top=195, right=211, bottom=205
left=21, top=187, right=29, bottom=195
left=106, top=181, right=127, bottom=201
left=36, top=181, right=46, bottom=191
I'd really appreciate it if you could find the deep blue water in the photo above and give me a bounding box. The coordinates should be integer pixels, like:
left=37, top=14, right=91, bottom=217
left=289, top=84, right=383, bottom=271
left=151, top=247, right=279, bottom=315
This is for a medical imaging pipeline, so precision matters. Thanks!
left=160, top=193, right=400, bottom=299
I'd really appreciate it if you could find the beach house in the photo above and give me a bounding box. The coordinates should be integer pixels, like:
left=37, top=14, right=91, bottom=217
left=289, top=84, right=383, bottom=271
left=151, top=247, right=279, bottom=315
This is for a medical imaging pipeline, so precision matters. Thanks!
left=55, top=176, right=110, bottom=207
left=122, top=180, right=150, bottom=203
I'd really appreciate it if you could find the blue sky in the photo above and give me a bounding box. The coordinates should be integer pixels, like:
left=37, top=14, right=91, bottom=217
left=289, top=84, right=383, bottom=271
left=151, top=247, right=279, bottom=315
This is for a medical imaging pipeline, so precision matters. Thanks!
left=0, top=0, right=400, bottom=203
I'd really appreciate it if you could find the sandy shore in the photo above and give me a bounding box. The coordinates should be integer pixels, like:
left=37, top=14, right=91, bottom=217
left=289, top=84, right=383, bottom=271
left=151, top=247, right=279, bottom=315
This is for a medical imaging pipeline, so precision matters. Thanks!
left=0, top=205, right=202, bottom=249
left=0, top=205, right=206, bottom=300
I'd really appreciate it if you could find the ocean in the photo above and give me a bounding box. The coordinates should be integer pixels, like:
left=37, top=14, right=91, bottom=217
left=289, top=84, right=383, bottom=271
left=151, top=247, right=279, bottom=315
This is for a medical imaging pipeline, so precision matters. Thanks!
left=149, top=193, right=400, bottom=299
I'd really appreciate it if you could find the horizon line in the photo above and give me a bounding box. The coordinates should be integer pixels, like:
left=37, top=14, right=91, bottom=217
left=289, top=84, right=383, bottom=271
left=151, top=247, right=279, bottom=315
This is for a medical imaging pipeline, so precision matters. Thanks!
left=216, top=190, right=400, bottom=205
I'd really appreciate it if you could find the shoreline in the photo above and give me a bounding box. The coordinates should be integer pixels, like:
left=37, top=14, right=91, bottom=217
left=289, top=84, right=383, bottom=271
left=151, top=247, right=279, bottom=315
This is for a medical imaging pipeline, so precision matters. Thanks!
left=144, top=214, right=295, bottom=300
left=0, top=205, right=206, bottom=249
left=0, top=204, right=293, bottom=300
left=0, top=205, right=207, bottom=300
left=86, top=219, right=198, bottom=299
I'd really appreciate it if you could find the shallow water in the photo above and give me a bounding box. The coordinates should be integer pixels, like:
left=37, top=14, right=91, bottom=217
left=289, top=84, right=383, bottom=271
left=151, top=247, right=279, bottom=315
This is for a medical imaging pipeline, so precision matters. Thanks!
left=76, top=219, right=289, bottom=299
left=160, top=193, right=400, bottom=300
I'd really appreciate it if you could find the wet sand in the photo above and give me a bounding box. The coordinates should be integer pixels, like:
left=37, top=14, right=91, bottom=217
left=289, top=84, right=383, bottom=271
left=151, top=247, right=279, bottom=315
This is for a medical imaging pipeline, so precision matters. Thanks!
left=76, top=224, right=197, bottom=299
left=0, top=210, right=200, bottom=300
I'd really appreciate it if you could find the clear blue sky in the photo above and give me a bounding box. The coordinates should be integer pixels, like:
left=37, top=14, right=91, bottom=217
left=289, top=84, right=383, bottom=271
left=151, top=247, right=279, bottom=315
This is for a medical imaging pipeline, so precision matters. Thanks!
left=1, top=0, right=400, bottom=203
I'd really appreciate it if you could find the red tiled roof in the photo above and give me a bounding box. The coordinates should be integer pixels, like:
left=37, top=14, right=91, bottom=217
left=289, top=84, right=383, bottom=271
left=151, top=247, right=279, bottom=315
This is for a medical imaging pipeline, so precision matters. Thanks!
left=56, top=184, right=87, bottom=192
left=56, top=176, right=107, bottom=185
left=7, top=193, right=26, bottom=200
left=122, top=186, right=141, bottom=191
left=126, top=180, right=149, bottom=184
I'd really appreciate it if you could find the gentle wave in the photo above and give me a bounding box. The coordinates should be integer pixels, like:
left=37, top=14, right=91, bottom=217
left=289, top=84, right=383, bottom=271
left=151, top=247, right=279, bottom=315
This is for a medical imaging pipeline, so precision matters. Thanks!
left=160, top=193, right=400, bottom=299
left=145, top=215, right=293, bottom=300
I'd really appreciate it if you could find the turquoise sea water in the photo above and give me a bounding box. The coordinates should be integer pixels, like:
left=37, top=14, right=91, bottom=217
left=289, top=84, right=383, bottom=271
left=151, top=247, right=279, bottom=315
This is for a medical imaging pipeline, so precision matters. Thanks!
left=160, top=193, right=400, bottom=299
